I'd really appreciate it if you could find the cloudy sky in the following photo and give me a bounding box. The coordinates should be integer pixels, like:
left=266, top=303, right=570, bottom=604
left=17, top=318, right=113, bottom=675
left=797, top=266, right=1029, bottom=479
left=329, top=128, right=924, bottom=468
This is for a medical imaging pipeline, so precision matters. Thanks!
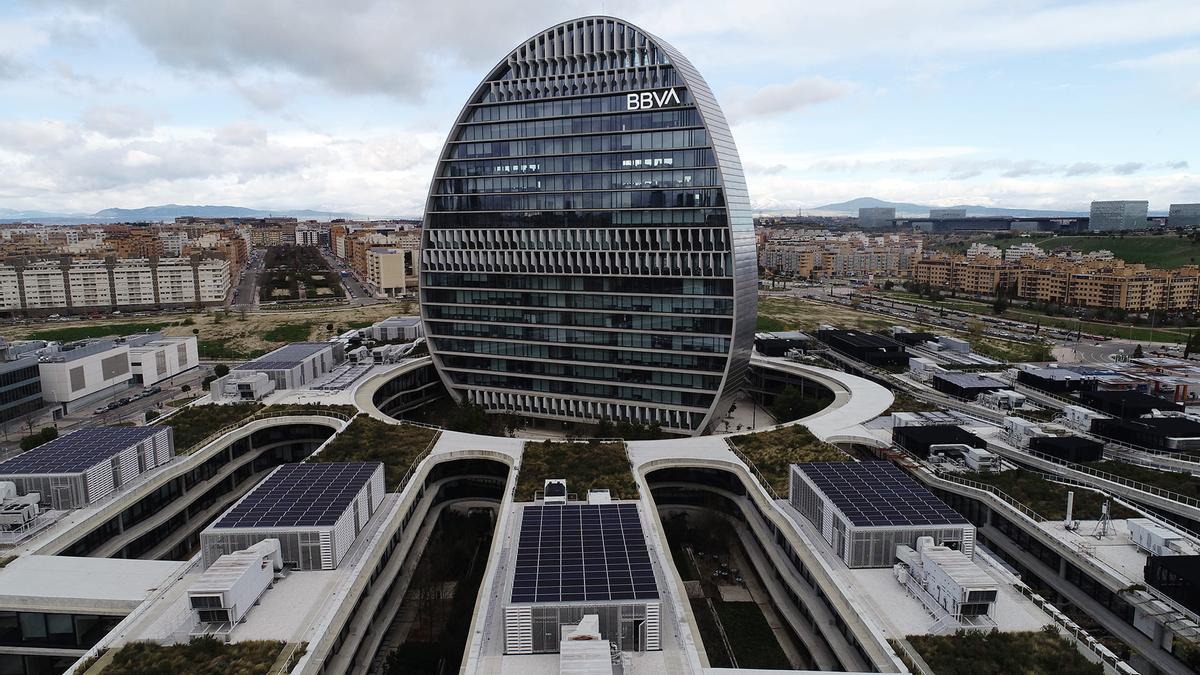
left=0, top=0, right=1197, bottom=216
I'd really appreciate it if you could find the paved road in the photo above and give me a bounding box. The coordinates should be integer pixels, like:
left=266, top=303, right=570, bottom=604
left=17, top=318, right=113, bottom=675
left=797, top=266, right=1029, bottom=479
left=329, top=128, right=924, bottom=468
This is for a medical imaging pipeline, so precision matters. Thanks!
left=318, top=247, right=378, bottom=306
left=0, top=367, right=209, bottom=456
left=230, top=251, right=264, bottom=309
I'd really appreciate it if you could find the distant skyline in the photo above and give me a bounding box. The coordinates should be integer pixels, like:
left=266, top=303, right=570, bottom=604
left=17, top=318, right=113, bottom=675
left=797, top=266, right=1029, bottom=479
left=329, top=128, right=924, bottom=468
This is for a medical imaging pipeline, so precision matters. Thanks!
left=0, top=0, right=1197, bottom=216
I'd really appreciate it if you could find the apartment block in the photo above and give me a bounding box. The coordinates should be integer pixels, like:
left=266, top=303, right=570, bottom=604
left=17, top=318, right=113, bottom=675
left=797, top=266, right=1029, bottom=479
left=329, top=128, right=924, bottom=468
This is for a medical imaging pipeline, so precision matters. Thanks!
left=366, top=248, right=417, bottom=297
left=0, top=256, right=230, bottom=316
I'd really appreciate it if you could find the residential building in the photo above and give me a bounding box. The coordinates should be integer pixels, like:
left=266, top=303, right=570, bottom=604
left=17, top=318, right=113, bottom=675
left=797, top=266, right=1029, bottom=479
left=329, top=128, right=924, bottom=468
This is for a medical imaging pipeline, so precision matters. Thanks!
left=0, top=255, right=230, bottom=317
left=1090, top=200, right=1149, bottom=231
left=296, top=225, right=322, bottom=246
left=419, top=16, right=756, bottom=434
left=366, top=247, right=417, bottom=297
left=1170, top=203, right=1200, bottom=228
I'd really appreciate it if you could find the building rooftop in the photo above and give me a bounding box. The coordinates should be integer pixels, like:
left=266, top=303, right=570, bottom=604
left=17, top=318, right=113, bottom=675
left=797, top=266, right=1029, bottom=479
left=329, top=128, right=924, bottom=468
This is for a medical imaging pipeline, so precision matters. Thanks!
left=375, top=315, right=421, bottom=327
left=234, top=342, right=331, bottom=371
left=510, top=502, right=657, bottom=604
left=820, top=330, right=904, bottom=349
left=213, top=462, right=382, bottom=529
left=933, top=372, right=1008, bottom=388
left=0, top=426, right=165, bottom=475
left=796, top=462, right=969, bottom=528
left=0, top=555, right=188, bottom=613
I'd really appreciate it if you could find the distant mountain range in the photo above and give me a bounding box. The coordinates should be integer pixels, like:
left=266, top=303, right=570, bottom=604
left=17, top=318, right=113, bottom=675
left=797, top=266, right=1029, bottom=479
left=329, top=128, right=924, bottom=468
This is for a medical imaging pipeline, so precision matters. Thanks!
left=805, top=197, right=1090, bottom=218
left=0, top=204, right=377, bottom=225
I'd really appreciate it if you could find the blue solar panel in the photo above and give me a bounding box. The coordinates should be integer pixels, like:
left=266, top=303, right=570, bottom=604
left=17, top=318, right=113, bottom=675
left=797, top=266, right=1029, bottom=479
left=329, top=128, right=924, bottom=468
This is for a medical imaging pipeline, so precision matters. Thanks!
left=214, top=462, right=381, bottom=529
left=798, top=462, right=968, bottom=528
left=0, top=426, right=164, bottom=475
left=510, top=503, right=658, bottom=604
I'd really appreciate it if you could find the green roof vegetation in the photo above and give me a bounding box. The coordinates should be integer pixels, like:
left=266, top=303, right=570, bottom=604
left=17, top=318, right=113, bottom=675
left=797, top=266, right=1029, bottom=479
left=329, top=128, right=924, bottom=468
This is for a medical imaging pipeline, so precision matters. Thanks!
left=1084, top=461, right=1200, bottom=501
left=164, top=402, right=264, bottom=453
left=962, top=469, right=1135, bottom=520
left=25, top=321, right=181, bottom=342
left=728, top=425, right=848, bottom=495
left=315, top=416, right=438, bottom=490
left=885, top=391, right=941, bottom=415
left=516, top=440, right=637, bottom=500
left=89, top=637, right=287, bottom=675
left=905, top=628, right=1102, bottom=675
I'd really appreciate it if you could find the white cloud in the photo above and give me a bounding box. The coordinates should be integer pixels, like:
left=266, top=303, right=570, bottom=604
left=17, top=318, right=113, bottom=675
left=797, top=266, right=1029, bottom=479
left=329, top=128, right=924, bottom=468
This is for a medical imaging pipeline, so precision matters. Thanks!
left=80, top=105, right=157, bottom=137
left=1116, top=46, right=1200, bottom=70
left=727, top=76, right=856, bottom=120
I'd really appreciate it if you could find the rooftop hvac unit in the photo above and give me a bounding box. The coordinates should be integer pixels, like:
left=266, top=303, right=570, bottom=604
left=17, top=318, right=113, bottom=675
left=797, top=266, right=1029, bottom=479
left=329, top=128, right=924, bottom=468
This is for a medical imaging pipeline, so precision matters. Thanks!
left=188, top=539, right=282, bottom=626
left=0, top=482, right=39, bottom=528
left=543, top=479, right=568, bottom=504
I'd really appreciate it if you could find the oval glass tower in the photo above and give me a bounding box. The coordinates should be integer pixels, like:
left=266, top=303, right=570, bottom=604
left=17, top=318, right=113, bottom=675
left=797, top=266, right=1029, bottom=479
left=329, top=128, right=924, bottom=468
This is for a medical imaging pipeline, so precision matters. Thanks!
left=420, top=16, right=756, bottom=435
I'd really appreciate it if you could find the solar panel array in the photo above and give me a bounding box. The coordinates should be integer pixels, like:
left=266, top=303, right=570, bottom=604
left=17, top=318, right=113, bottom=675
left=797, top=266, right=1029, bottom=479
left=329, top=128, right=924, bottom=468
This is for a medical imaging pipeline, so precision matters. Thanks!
left=214, top=462, right=380, bottom=529
left=799, top=462, right=968, bottom=528
left=234, top=342, right=330, bottom=371
left=511, top=503, right=657, bottom=604
left=0, top=426, right=163, bottom=475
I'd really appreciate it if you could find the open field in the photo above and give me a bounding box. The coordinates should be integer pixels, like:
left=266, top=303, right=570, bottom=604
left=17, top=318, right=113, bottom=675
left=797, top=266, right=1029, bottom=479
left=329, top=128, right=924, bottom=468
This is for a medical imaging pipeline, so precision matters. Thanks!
left=259, top=245, right=344, bottom=302
left=1035, top=235, right=1200, bottom=269
left=758, top=295, right=1051, bottom=362
left=874, top=289, right=1199, bottom=344
left=1, top=303, right=405, bottom=360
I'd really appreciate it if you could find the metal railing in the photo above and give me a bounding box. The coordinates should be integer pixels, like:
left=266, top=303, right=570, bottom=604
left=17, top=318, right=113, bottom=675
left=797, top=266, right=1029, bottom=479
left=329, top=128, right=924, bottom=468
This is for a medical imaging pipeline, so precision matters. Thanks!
left=1010, top=447, right=1200, bottom=509
left=178, top=408, right=355, bottom=455
left=926, top=468, right=1050, bottom=523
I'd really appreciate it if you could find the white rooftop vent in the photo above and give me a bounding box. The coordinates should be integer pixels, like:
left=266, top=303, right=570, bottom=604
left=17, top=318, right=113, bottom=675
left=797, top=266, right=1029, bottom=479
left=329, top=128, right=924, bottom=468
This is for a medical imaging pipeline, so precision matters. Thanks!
left=0, top=482, right=38, bottom=528
left=188, top=539, right=282, bottom=627
left=543, top=479, right=568, bottom=503
left=586, top=489, right=612, bottom=505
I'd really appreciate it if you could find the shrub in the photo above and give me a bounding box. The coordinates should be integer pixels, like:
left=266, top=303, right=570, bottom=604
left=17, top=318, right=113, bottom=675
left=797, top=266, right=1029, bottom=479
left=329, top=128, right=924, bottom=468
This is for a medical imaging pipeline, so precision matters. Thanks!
left=907, top=627, right=1102, bottom=675
left=316, top=417, right=438, bottom=490
left=515, top=440, right=637, bottom=500
left=145, top=410, right=160, bottom=423
left=728, top=425, right=848, bottom=494
left=164, top=402, right=264, bottom=453
left=101, top=637, right=285, bottom=675
left=19, top=427, right=58, bottom=452
left=213, top=363, right=230, bottom=377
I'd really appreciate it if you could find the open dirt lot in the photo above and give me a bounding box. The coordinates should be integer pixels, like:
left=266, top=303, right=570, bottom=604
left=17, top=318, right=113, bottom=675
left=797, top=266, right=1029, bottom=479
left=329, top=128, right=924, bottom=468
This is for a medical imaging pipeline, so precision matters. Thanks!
left=2, top=302, right=412, bottom=360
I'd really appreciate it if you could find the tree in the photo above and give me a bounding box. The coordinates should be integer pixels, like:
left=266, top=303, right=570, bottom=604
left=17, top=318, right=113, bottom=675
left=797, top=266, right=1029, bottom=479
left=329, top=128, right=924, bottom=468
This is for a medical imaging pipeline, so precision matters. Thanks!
left=770, top=385, right=808, bottom=422
left=883, top=280, right=895, bottom=291
left=191, top=328, right=199, bottom=336
left=993, top=295, right=1009, bottom=314
left=1132, top=344, right=1144, bottom=359
left=213, top=363, right=230, bottom=377
left=145, top=410, right=160, bottom=423
left=181, top=384, right=192, bottom=393
left=20, top=427, right=58, bottom=452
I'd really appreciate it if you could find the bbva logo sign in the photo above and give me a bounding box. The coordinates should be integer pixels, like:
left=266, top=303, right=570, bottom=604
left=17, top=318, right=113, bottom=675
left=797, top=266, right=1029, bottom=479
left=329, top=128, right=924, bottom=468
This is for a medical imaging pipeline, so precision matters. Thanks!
left=626, top=88, right=682, bottom=111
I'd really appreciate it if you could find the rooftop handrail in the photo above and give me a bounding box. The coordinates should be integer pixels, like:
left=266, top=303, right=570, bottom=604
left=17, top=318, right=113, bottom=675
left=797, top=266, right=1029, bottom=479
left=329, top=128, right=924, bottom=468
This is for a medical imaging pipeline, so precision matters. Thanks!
left=926, top=468, right=1049, bottom=523
left=1015, top=447, right=1200, bottom=509
left=178, top=407, right=354, bottom=455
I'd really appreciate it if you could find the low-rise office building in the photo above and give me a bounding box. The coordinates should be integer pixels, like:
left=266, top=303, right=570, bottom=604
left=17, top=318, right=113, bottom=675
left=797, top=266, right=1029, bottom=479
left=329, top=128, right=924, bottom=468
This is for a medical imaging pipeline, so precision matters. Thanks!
left=210, top=342, right=344, bottom=401
left=37, top=340, right=133, bottom=416
left=0, top=339, right=42, bottom=425
left=126, top=333, right=199, bottom=386
left=1090, top=200, right=1150, bottom=231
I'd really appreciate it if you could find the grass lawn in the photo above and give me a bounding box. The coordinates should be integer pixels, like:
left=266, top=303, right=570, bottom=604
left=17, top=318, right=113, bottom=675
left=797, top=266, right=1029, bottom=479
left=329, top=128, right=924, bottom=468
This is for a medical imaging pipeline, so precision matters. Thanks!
left=712, top=601, right=791, bottom=669
left=315, top=416, right=439, bottom=490
left=1036, top=235, right=1200, bottom=269
left=516, top=440, right=637, bottom=500
left=26, top=320, right=180, bottom=342
left=689, top=599, right=734, bottom=668
left=907, top=628, right=1101, bottom=675
left=198, top=340, right=266, bottom=360
left=728, top=426, right=848, bottom=494
left=262, top=322, right=313, bottom=342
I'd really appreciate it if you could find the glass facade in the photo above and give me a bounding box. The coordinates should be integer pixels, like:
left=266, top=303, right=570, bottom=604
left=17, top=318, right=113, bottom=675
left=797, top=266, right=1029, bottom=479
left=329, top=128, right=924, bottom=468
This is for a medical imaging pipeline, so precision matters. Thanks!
left=421, top=16, right=756, bottom=433
left=0, top=358, right=41, bottom=425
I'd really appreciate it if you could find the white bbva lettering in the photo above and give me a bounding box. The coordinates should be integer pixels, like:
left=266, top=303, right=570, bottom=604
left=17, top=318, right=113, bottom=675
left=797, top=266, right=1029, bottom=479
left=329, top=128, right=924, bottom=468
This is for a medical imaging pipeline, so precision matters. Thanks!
left=626, top=88, right=681, bottom=110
